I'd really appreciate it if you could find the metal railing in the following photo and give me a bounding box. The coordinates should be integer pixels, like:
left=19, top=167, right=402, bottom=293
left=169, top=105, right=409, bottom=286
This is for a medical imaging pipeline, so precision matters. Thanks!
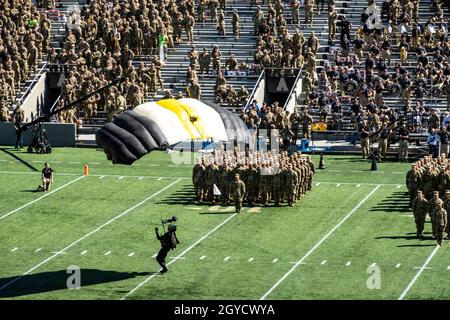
left=244, top=69, right=265, bottom=111
left=283, top=69, right=303, bottom=113
left=17, top=61, right=48, bottom=107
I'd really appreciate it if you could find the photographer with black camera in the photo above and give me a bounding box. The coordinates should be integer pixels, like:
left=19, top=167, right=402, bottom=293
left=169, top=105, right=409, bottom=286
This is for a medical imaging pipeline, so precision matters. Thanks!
left=155, top=216, right=179, bottom=273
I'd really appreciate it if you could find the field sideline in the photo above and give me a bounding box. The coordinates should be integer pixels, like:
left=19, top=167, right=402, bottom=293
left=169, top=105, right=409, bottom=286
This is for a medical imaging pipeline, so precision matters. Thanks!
left=0, top=147, right=449, bottom=300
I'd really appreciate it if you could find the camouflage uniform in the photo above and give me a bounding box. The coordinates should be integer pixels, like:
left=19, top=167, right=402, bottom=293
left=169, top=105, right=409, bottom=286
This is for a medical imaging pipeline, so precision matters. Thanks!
left=412, top=192, right=428, bottom=238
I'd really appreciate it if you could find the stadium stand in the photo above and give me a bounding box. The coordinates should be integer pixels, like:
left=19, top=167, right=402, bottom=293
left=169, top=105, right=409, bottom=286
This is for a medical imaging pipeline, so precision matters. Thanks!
left=2, top=0, right=449, bottom=153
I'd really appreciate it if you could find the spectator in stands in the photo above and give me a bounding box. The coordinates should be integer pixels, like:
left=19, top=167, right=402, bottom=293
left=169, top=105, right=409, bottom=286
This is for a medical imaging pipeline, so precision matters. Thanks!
left=438, top=126, right=449, bottom=156
left=398, top=123, right=410, bottom=161
left=427, top=127, right=441, bottom=157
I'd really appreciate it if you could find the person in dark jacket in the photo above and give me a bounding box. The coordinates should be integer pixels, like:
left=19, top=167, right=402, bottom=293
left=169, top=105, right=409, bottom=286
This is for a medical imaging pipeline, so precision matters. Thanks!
left=155, top=224, right=179, bottom=273
left=439, top=126, right=449, bottom=156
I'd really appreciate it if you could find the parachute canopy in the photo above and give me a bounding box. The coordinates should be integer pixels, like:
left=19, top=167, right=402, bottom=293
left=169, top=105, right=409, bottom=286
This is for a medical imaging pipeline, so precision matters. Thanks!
left=96, top=98, right=250, bottom=165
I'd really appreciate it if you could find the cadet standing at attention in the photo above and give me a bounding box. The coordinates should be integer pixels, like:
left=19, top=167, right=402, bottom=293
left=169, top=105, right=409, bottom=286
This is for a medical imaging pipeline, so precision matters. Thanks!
left=231, top=174, right=246, bottom=213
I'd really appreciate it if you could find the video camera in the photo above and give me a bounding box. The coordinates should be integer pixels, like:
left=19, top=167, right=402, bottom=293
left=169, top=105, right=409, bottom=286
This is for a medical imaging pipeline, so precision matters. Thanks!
left=161, top=215, right=177, bottom=224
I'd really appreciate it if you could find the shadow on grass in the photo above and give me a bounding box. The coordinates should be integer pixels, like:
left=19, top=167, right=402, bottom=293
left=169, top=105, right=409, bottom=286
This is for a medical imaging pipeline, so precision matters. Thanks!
left=0, top=148, right=39, bottom=172
left=199, top=211, right=236, bottom=215
left=0, top=269, right=153, bottom=298
left=369, top=191, right=411, bottom=213
left=375, top=235, right=419, bottom=240
left=397, top=244, right=437, bottom=247
left=156, top=185, right=196, bottom=206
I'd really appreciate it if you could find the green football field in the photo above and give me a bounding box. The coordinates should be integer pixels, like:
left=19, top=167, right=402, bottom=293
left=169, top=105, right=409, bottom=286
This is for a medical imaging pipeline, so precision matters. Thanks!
left=0, top=147, right=449, bottom=300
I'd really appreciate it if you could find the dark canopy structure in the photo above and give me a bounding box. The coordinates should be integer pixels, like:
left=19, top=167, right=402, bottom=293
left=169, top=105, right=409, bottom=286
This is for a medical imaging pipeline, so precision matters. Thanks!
left=96, top=99, right=250, bottom=165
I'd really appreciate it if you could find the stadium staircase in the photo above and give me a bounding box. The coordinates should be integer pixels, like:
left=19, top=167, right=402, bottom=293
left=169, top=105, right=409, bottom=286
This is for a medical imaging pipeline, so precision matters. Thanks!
left=137, top=0, right=262, bottom=113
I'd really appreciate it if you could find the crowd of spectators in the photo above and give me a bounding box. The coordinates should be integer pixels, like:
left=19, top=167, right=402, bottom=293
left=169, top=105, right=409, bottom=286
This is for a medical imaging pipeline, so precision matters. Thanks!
left=244, top=0, right=449, bottom=141
left=0, top=0, right=51, bottom=122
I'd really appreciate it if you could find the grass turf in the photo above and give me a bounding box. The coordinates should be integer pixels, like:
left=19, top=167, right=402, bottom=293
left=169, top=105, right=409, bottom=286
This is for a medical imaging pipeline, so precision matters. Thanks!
left=0, top=147, right=448, bottom=300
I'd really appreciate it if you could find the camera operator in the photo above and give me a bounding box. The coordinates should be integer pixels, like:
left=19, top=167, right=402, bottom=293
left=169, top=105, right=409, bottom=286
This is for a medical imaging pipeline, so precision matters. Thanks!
left=12, top=105, right=25, bottom=149
left=154, top=223, right=179, bottom=273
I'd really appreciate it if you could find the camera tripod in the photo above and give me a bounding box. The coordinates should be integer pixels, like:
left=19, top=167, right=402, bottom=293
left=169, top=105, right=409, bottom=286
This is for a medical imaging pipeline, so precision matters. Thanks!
left=27, top=123, right=52, bottom=154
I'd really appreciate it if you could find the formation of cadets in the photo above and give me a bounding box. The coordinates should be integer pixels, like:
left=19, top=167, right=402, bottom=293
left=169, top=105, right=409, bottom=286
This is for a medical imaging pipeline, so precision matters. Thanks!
left=407, top=154, right=450, bottom=245
left=192, top=147, right=315, bottom=212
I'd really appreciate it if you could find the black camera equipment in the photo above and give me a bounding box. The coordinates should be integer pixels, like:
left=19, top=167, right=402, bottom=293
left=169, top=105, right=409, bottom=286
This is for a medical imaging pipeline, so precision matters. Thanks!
left=27, top=122, right=52, bottom=154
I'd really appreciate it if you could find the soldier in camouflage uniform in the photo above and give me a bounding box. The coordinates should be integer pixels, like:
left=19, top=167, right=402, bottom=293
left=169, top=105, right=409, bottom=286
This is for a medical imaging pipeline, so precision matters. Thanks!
left=428, top=191, right=443, bottom=238
left=193, top=158, right=205, bottom=202
left=434, top=203, right=447, bottom=246
left=232, top=9, right=240, bottom=39
left=231, top=174, right=246, bottom=213
left=412, top=191, right=428, bottom=239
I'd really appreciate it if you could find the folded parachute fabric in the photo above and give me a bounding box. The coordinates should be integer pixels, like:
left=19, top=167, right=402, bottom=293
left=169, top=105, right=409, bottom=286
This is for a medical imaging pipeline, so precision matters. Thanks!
left=96, top=99, right=250, bottom=165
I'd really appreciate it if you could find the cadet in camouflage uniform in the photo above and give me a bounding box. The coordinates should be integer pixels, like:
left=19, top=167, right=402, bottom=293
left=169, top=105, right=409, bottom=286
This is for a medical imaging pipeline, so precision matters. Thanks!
left=428, top=191, right=443, bottom=238
left=434, top=203, right=447, bottom=246
left=328, top=6, right=338, bottom=41
left=231, top=174, right=246, bottom=213
left=412, top=191, right=428, bottom=239
left=443, top=190, right=450, bottom=235
left=217, top=10, right=226, bottom=35
left=232, top=9, right=240, bottom=39
left=305, top=0, right=314, bottom=27
left=199, top=48, right=211, bottom=74
left=192, top=159, right=205, bottom=202
left=184, top=13, right=195, bottom=42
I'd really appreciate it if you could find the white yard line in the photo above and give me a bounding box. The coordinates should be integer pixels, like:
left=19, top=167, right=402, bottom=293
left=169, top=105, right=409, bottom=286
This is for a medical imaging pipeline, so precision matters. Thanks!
left=51, top=251, right=67, bottom=255
left=11, top=247, right=18, bottom=252
left=398, top=245, right=441, bottom=300
left=0, top=176, right=85, bottom=221
left=81, top=250, right=88, bottom=255
left=260, top=185, right=381, bottom=300
left=0, top=178, right=182, bottom=293
left=121, top=212, right=238, bottom=300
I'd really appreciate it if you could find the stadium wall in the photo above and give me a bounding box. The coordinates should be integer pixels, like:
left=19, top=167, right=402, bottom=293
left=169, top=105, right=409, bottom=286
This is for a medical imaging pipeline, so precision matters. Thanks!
left=0, top=122, right=76, bottom=147
left=21, top=73, right=47, bottom=122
